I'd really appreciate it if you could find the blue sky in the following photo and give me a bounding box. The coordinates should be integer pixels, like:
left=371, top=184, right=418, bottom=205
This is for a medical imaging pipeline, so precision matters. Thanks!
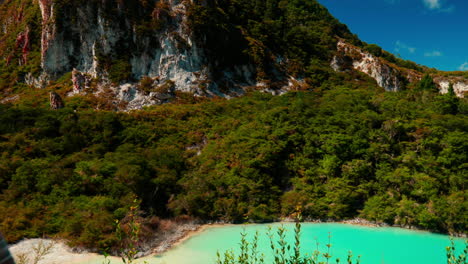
left=318, top=0, right=468, bottom=71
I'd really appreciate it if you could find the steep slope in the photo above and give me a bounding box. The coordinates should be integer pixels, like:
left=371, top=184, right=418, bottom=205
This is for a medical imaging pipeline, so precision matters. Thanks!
left=0, top=0, right=467, bottom=109
left=1, top=0, right=359, bottom=109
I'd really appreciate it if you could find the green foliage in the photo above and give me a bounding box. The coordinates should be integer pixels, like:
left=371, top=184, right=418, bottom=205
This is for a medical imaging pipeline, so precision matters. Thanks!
left=364, top=44, right=382, bottom=57
left=116, top=199, right=141, bottom=264
left=416, top=74, right=438, bottom=92
left=138, top=77, right=155, bottom=95
left=0, top=84, right=466, bottom=249
left=435, top=83, right=460, bottom=115
left=0, top=0, right=42, bottom=93
left=187, top=0, right=358, bottom=81
left=109, top=60, right=133, bottom=84
left=0, top=2, right=465, bottom=256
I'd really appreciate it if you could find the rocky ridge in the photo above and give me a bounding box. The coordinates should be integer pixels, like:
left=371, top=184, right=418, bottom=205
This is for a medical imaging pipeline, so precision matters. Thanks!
left=1, top=0, right=467, bottom=110
left=332, top=39, right=468, bottom=97
left=32, top=0, right=268, bottom=109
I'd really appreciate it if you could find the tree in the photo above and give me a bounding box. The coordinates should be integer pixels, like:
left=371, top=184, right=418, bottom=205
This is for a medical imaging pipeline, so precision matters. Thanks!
left=443, top=83, right=459, bottom=114
left=416, top=74, right=438, bottom=92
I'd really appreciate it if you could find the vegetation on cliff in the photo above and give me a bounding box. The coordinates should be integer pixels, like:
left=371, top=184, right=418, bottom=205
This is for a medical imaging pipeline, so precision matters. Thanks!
left=0, top=0, right=437, bottom=108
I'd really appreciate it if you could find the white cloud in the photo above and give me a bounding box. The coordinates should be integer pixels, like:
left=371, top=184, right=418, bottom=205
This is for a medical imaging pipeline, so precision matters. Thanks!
left=459, top=62, right=468, bottom=71
left=424, top=51, right=443, bottom=57
left=423, top=0, right=441, bottom=9
left=422, top=0, right=455, bottom=12
left=395, top=41, right=416, bottom=54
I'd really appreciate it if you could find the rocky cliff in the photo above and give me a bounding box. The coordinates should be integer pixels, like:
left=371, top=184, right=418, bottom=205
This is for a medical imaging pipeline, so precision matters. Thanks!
left=1, top=0, right=467, bottom=109
left=2, top=0, right=358, bottom=109
left=332, top=39, right=468, bottom=97
left=434, top=77, right=468, bottom=98
left=38, top=0, right=211, bottom=82
left=34, top=0, right=259, bottom=109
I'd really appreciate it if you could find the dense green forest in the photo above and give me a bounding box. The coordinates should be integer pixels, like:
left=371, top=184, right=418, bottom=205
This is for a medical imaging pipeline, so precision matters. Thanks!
left=0, top=78, right=466, bottom=249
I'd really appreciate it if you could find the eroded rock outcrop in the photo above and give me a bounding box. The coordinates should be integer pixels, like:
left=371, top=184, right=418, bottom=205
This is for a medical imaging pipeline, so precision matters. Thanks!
left=331, top=39, right=468, bottom=98
left=36, top=0, right=253, bottom=93
left=25, top=72, right=49, bottom=89
left=434, top=77, right=468, bottom=98
left=72, top=69, right=92, bottom=93
left=5, top=0, right=464, bottom=110
left=49, top=91, right=64, bottom=109
left=30, top=0, right=265, bottom=109
left=38, top=0, right=56, bottom=70
left=15, top=26, right=30, bottom=65
left=332, top=39, right=419, bottom=91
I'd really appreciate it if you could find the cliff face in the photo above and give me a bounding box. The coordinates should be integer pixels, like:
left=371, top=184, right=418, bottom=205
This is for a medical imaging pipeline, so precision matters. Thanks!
left=5, top=0, right=358, bottom=109
left=33, top=0, right=263, bottom=109
left=331, top=39, right=411, bottom=92
left=39, top=0, right=200, bottom=80
left=1, top=0, right=467, bottom=109
left=332, top=39, right=468, bottom=97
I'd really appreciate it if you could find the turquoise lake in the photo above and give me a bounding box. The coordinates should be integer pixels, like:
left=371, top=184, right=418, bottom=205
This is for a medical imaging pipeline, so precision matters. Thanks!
left=80, top=223, right=466, bottom=264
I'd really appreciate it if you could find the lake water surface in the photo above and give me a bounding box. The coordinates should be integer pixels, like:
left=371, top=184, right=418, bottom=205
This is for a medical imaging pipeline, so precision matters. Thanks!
left=80, top=223, right=466, bottom=264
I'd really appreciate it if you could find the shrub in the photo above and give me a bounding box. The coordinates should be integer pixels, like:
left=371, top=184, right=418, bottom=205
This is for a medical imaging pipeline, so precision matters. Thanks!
left=109, top=60, right=132, bottom=84
left=138, top=76, right=156, bottom=95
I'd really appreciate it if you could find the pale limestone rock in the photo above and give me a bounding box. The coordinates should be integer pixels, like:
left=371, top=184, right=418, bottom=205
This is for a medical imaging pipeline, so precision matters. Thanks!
left=31, top=0, right=310, bottom=109
left=435, top=79, right=468, bottom=98
left=332, top=39, right=468, bottom=98
left=332, top=39, right=405, bottom=91
left=35, top=0, right=256, bottom=109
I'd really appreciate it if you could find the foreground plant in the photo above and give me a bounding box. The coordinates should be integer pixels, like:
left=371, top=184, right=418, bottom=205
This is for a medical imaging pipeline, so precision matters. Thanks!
left=446, top=238, right=467, bottom=264
left=111, top=198, right=148, bottom=264
left=14, top=240, right=55, bottom=264
left=216, top=220, right=361, bottom=264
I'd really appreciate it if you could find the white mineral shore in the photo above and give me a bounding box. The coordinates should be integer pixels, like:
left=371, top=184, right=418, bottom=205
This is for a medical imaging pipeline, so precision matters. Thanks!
left=9, top=239, right=103, bottom=264
left=9, top=222, right=202, bottom=264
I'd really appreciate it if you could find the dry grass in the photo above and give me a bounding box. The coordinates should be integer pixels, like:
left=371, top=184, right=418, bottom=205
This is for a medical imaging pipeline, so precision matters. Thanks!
left=14, top=240, right=55, bottom=264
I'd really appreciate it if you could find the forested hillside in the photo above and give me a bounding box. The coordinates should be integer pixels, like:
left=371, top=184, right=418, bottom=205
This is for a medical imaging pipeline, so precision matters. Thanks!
left=0, top=80, right=466, bottom=249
